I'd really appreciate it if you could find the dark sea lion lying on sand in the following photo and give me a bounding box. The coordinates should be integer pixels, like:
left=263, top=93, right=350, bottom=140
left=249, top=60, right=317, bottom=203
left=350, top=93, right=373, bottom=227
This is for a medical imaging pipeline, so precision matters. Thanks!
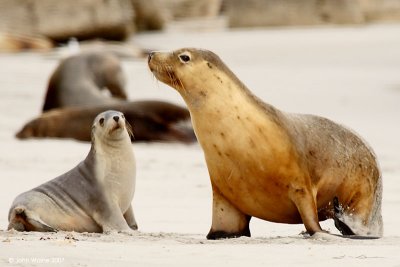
left=17, top=101, right=196, bottom=143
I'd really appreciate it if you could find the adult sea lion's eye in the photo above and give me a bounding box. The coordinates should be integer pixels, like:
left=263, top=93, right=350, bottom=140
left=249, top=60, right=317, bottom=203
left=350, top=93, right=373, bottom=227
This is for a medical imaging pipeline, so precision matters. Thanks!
left=179, top=54, right=191, bottom=63
left=99, top=118, right=105, bottom=126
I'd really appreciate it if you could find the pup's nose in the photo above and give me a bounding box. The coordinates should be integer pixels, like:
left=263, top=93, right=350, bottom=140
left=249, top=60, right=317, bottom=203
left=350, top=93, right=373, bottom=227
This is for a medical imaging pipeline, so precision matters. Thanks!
left=148, top=52, right=154, bottom=63
left=113, top=116, right=119, bottom=122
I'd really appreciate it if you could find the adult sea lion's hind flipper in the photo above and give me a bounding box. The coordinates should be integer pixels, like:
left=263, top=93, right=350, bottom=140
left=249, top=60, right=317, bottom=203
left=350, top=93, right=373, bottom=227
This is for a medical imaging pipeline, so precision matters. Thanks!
left=26, top=211, right=57, bottom=232
left=331, top=197, right=381, bottom=239
left=333, top=196, right=356, bottom=236
left=8, top=206, right=56, bottom=232
left=333, top=197, right=380, bottom=239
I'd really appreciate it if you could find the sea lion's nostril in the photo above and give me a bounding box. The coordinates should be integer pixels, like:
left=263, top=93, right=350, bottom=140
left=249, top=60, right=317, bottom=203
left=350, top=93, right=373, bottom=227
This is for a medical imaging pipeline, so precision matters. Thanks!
left=148, top=52, right=154, bottom=63
left=113, top=116, right=119, bottom=122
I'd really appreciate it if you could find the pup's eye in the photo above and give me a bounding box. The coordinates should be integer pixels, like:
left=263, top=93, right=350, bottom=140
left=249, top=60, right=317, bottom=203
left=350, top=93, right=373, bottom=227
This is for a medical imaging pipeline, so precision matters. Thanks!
left=179, top=54, right=191, bottom=63
left=99, top=118, right=105, bottom=126
left=121, top=114, right=125, bottom=119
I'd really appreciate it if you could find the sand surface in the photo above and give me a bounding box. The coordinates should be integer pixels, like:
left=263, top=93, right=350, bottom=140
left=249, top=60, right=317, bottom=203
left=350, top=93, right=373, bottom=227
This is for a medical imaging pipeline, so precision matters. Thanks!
left=0, top=24, right=400, bottom=266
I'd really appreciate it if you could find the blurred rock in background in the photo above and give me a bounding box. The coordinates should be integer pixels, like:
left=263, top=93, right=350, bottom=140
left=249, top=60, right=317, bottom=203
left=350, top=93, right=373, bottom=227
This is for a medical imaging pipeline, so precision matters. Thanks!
left=132, top=0, right=224, bottom=32
left=0, top=0, right=223, bottom=51
left=1, top=0, right=400, bottom=52
left=162, top=0, right=222, bottom=19
left=369, top=0, right=400, bottom=21
left=0, top=0, right=134, bottom=41
left=223, top=0, right=400, bottom=27
left=0, top=0, right=134, bottom=51
left=131, top=0, right=167, bottom=31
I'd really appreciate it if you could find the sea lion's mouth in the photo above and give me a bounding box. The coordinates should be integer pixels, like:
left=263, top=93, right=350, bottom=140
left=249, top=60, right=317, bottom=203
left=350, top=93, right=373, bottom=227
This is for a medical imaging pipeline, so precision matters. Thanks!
left=150, top=65, right=174, bottom=82
left=148, top=55, right=183, bottom=89
left=165, top=69, right=181, bottom=87
left=109, top=122, right=123, bottom=134
left=153, top=67, right=183, bottom=89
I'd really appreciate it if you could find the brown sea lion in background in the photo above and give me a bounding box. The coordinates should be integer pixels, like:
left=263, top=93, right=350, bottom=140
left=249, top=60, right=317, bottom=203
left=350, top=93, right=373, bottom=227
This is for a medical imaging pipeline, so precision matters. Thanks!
left=42, top=52, right=128, bottom=111
left=148, top=48, right=383, bottom=239
left=16, top=101, right=196, bottom=143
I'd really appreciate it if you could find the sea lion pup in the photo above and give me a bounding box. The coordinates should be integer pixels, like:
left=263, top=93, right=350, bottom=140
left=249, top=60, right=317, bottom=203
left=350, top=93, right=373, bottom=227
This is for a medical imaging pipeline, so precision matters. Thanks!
left=16, top=101, right=196, bottom=143
left=8, top=110, right=137, bottom=233
left=148, top=48, right=383, bottom=239
left=42, top=52, right=128, bottom=111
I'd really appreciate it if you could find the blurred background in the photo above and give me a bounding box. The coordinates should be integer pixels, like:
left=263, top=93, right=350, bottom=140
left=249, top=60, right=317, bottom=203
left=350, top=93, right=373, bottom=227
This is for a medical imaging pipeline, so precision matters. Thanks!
left=1, top=0, right=400, bottom=51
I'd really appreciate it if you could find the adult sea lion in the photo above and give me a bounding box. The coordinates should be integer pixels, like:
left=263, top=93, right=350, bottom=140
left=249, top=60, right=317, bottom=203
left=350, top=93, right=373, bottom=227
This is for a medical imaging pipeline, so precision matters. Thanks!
left=8, top=110, right=137, bottom=233
left=16, top=100, right=196, bottom=143
left=148, top=48, right=383, bottom=239
left=42, top=52, right=127, bottom=111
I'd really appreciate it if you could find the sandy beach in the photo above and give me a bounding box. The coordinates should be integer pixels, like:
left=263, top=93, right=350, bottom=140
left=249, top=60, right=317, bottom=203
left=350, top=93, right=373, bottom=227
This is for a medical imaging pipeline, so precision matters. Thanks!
left=1, top=24, right=400, bottom=266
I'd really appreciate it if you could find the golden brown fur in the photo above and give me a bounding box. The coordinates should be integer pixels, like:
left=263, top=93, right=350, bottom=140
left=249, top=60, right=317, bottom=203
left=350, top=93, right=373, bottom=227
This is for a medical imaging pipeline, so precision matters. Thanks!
left=148, top=48, right=383, bottom=239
